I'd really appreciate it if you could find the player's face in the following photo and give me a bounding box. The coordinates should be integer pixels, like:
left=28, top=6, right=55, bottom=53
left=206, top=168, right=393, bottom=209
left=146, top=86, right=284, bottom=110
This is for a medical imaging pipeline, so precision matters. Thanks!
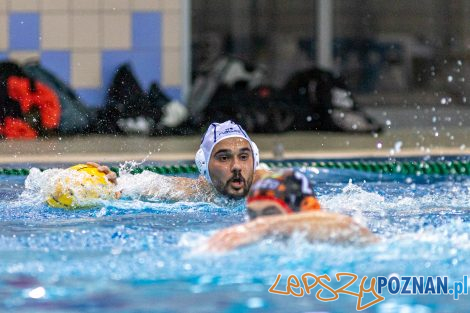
left=208, top=138, right=254, bottom=199
left=246, top=200, right=287, bottom=220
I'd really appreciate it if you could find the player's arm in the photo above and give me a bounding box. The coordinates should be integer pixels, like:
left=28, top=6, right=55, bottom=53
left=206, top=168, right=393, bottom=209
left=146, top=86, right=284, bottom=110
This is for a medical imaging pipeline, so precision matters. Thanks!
left=87, top=162, right=214, bottom=201
left=265, top=211, right=378, bottom=243
left=202, top=211, right=378, bottom=252
left=143, top=174, right=213, bottom=201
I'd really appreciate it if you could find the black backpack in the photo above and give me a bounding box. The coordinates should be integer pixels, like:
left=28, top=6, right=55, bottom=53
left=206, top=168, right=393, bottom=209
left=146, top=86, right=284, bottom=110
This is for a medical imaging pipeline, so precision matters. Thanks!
left=96, top=63, right=190, bottom=136
left=204, top=84, right=295, bottom=133
left=284, top=68, right=382, bottom=133
left=96, top=63, right=164, bottom=135
left=191, top=57, right=295, bottom=133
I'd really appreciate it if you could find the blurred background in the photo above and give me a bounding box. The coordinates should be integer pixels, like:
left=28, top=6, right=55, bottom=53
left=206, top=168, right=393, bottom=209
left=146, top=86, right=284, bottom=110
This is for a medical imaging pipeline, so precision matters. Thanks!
left=0, top=0, right=469, bottom=147
left=193, top=0, right=468, bottom=98
left=1, top=0, right=468, bottom=105
left=0, top=0, right=186, bottom=106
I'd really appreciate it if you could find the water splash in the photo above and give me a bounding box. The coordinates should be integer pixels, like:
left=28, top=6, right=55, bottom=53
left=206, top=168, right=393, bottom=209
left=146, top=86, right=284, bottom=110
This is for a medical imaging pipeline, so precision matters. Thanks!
left=2, top=167, right=470, bottom=312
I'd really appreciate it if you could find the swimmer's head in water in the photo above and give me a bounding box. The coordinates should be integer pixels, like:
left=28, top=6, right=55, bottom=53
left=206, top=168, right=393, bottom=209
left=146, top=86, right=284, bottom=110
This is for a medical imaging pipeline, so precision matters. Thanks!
left=246, top=170, right=321, bottom=219
left=208, top=137, right=255, bottom=199
left=196, top=121, right=259, bottom=198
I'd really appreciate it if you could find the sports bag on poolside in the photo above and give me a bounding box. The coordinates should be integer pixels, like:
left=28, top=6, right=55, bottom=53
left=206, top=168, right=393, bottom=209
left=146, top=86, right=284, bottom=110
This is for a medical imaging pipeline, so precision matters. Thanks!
left=96, top=63, right=188, bottom=135
left=283, top=68, right=382, bottom=133
left=203, top=84, right=295, bottom=133
left=23, top=61, right=92, bottom=134
left=189, top=57, right=266, bottom=123
left=0, top=61, right=61, bottom=139
left=190, top=57, right=295, bottom=133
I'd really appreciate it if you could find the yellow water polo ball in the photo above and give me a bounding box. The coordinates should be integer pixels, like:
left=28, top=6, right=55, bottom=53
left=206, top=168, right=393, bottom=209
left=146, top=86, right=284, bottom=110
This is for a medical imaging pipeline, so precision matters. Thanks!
left=46, top=164, right=116, bottom=209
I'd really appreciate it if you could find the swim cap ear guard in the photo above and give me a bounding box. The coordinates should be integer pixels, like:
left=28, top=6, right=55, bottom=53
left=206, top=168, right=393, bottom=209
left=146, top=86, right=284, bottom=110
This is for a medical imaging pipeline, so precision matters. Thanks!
left=195, top=148, right=208, bottom=180
left=195, top=120, right=260, bottom=183
left=251, top=141, right=260, bottom=168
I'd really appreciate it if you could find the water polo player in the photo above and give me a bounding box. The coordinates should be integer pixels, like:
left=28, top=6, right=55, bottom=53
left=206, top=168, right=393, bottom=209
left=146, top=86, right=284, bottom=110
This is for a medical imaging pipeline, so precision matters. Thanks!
left=89, top=120, right=270, bottom=202
left=202, top=170, right=378, bottom=252
left=246, top=169, right=321, bottom=219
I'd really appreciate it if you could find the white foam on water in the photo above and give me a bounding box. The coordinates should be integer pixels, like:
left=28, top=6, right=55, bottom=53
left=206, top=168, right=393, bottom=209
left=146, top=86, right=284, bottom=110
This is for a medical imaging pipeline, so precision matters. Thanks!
left=117, top=170, right=244, bottom=209
left=21, top=167, right=117, bottom=208
left=178, top=232, right=208, bottom=249
left=117, top=171, right=176, bottom=200
left=22, top=167, right=63, bottom=204
left=319, top=180, right=386, bottom=214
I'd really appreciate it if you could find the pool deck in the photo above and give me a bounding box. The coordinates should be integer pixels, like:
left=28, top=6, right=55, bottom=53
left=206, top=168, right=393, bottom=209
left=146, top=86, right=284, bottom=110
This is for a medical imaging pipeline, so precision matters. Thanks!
left=1, top=100, right=469, bottom=164
left=1, top=127, right=468, bottom=165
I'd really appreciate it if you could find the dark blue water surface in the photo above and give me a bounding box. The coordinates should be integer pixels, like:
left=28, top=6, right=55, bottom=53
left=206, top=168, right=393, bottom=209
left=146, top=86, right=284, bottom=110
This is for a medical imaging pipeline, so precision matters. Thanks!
left=0, top=164, right=469, bottom=313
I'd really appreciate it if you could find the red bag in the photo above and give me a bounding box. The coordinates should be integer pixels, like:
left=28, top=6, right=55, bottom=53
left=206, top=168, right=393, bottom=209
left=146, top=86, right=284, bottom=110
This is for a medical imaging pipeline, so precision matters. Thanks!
left=0, top=61, right=61, bottom=139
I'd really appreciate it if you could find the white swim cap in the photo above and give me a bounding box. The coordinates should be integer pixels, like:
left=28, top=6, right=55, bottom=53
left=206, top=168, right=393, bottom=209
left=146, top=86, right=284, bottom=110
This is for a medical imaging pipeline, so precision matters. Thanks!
left=195, top=120, right=259, bottom=183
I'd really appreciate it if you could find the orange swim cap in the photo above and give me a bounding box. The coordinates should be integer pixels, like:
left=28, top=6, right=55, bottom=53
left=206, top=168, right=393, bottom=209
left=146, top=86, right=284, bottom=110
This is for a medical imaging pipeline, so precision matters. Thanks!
left=247, top=170, right=320, bottom=219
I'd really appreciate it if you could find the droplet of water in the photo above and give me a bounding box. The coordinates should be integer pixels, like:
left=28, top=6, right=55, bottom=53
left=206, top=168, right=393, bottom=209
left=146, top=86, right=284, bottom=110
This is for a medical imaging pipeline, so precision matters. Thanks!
left=394, top=141, right=403, bottom=152
left=28, top=287, right=46, bottom=299
left=96, top=207, right=107, bottom=217
left=246, top=297, right=264, bottom=309
left=111, top=247, right=122, bottom=255
left=388, top=273, right=400, bottom=279
left=273, top=143, right=284, bottom=160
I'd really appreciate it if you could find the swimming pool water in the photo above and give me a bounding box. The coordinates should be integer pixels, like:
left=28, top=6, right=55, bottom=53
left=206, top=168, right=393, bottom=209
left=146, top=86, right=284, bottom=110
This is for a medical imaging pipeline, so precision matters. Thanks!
left=0, top=162, right=469, bottom=313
